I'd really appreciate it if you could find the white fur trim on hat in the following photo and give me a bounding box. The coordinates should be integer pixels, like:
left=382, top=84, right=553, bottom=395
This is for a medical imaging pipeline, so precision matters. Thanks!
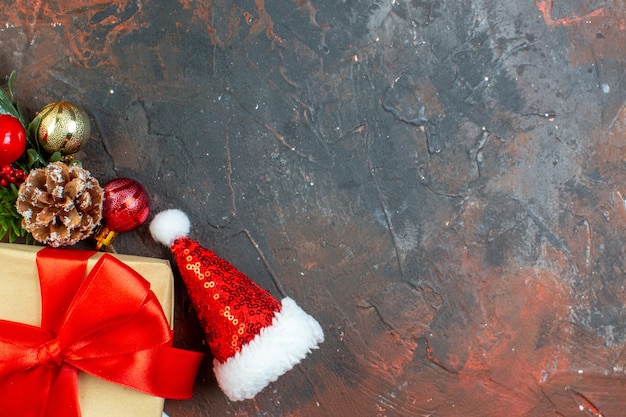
left=213, top=297, right=324, bottom=401
left=149, top=209, right=191, bottom=246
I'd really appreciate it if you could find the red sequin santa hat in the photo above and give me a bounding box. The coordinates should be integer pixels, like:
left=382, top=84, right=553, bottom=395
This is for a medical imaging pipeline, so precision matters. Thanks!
left=149, top=209, right=324, bottom=401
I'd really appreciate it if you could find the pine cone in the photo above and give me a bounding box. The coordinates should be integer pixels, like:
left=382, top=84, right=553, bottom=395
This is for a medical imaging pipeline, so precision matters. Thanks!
left=16, top=162, right=103, bottom=247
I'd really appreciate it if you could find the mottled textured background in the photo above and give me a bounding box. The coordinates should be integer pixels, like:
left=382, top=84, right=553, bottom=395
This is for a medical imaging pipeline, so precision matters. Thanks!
left=1, top=0, right=625, bottom=415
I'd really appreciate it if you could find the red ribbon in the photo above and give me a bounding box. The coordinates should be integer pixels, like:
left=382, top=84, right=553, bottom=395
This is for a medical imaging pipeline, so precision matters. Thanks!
left=0, top=247, right=203, bottom=417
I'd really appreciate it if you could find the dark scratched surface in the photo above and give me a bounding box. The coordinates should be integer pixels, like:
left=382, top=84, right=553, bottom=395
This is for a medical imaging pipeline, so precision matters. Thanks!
left=1, top=0, right=626, bottom=416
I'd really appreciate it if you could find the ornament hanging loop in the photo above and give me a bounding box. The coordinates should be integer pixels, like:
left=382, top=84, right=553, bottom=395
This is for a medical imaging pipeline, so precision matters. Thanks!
left=93, top=225, right=118, bottom=251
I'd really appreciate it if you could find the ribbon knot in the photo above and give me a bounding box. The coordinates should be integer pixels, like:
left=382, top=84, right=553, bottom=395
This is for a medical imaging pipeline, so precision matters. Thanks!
left=0, top=247, right=203, bottom=417
left=37, top=338, right=64, bottom=367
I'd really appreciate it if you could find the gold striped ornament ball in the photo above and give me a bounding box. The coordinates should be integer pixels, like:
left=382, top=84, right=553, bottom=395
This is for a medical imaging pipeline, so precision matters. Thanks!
left=36, top=101, right=91, bottom=155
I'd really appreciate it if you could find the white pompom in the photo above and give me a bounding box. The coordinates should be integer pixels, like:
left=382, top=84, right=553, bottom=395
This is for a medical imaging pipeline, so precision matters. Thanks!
left=149, top=209, right=191, bottom=247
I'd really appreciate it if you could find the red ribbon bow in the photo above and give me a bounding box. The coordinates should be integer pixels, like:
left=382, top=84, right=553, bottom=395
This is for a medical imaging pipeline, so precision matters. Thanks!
left=0, top=248, right=203, bottom=417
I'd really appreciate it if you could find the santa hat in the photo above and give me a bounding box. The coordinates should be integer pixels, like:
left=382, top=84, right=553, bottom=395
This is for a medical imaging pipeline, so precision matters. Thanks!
left=149, top=209, right=324, bottom=401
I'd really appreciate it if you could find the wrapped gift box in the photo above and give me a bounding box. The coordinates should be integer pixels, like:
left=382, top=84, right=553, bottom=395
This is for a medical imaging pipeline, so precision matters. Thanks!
left=0, top=242, right=178, bottom=417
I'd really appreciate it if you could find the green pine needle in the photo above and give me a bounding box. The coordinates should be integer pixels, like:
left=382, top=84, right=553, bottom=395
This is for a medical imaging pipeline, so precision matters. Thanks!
left=0, top=184, right=27, bottom=243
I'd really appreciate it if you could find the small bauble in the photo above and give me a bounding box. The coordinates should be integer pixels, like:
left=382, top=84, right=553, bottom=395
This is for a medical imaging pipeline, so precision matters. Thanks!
left=0, top=114, right=27, bottom=166
left=36, top=101, right=91, bottom=155
left=94, top=178, right=150, bottom=249
left=102, top=178, right=150, bottom=232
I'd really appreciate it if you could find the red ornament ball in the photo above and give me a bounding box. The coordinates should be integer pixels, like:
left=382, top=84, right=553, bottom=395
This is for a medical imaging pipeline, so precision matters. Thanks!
left=102, top=178, right=150, bottom=232
left=0, top=114, right=27, bottom=166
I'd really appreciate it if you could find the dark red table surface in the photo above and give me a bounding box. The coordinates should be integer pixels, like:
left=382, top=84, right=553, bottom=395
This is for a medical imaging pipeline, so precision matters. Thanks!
left=1, top=1, right=625, bottom=416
